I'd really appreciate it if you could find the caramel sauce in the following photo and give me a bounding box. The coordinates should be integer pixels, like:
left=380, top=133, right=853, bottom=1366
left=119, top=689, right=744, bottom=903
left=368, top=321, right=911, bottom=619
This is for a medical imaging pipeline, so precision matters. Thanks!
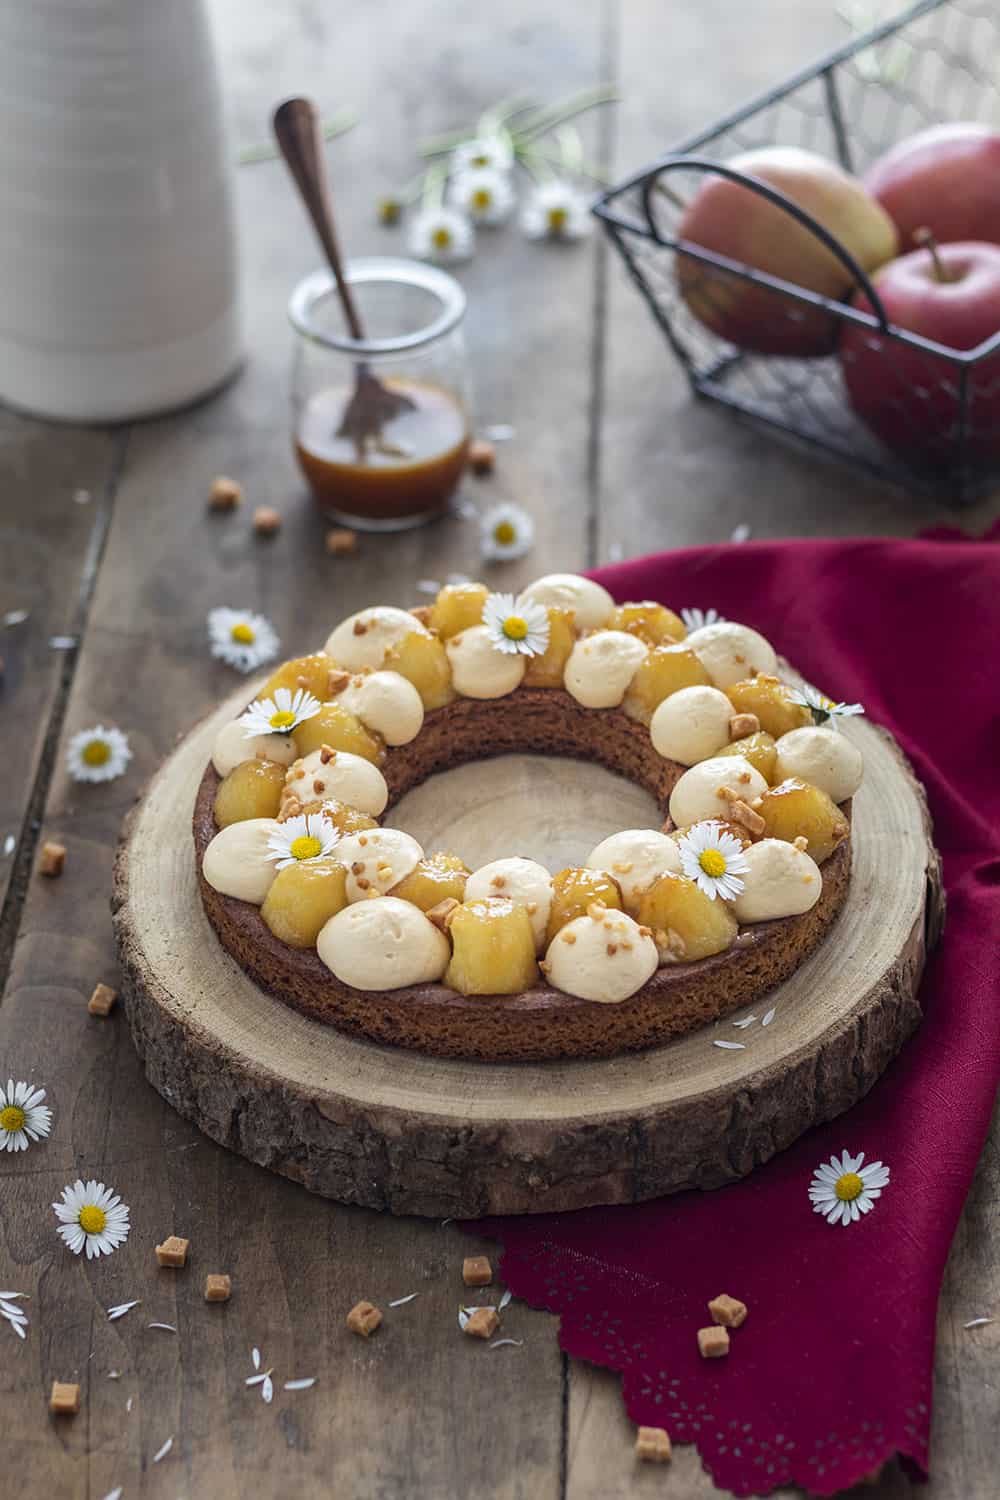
left=295, top=378, right=469, bottom=523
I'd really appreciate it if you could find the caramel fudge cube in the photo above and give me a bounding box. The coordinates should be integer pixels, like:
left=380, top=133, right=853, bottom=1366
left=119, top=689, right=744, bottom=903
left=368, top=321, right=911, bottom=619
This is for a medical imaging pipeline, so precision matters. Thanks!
left=697, top=1324, right=730, bottom=1359
left=39, top=841, right=66, bottom=878
left=50, top=1381, right=80, bottom=1414
left=87, top=982, right=117, bottom=1018
left=708, top=1293, right=747, bottom=1329
left=635, top=1425, right=672, bottom=1463
left=209, top=475, right=243, bottom=510
left=463, top=1306, right=499, bottom=1340
left=325, top=528, right=358, bottom=556
left=155, top=1235, right=189, bottom=1268
left=467, top=438, right=496, bottom=475
left=204, top=1274, right=232, bottom=1303
left=346, top=1300, right=382, bottom=1337
left=462, top=1256, right=493, bottom=1288
left=253, top=505, right=282, bottom=536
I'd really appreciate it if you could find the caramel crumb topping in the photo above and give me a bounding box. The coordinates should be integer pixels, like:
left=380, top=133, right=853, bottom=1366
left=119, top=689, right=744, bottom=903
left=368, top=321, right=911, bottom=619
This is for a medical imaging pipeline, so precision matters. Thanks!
left=410, top=605, right=432, bottom=626
left=358, top=835, right=369, bottom=846
left=319, top=744, right=338, bottom=764
left=313, top=778, right=325, bottom=794
left=606, top=943, right=617, bottom=957
left=426, top=898, right=460, bottom=931
left=637, top=925, right=652, bottom=939
left=328, top=670, right=351, bottom=695
left=351, top=862, right=365, bottom=875
left=738, top=770, right=751, bottom=784
left=587, top=901, right=608, bottom=921
left=611, top=860, right=633, bottom=874
left=296, top=674, right=311, bottom=689
left=719, top=787, right=766, bottom=836
left=490, top=875, right=506, bottom=889
left=353, top=620, right=368, bottom=636
left=793, top=835, right=808, bottom=851
left=526, top=901, right=538, bottom=915
left=561, top=931, right=577, bottom=944
left=356, top=877, right=371, bottom=891
left=729, top=712, right=759, bottom=739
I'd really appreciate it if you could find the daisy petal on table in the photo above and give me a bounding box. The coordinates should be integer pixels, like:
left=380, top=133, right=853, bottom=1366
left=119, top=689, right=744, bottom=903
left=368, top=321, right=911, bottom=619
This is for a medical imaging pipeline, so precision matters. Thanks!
left=808, top=1150, right=890, bottom=1226
left=0, top=1079, right=52, bottom=1152
left=238, top=687, right=321, bottom=739
left=66, top=726, right=132, bottom=784
left=452, top=135, right=514, bottom=175
left=480, top=503, right=535, bottom=562
left=208, top=607, right=280, bottom=674
left=520, top=180, right=592, bottom=241
left=677, top=821, right=749, bottom=902
left=680, top=606, right=724, bottom=633
left=788, top=682, right=865, bottom=728
left=407, top=207, right=475, bottom=264
left=450, top=167, right=515, bottom=227
left=482, top=593, right=550, bottom=658
left=266, top=813, right=338, bottom=871
left=53, top=1179, right=130, bottom=1259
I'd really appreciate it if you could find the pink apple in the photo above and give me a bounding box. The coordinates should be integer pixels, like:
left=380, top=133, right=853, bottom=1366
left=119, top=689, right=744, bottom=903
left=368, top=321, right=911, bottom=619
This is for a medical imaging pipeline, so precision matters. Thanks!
left=676, top=147, right=898, bottom=356
left=840, top=238, right=1000, bottom=463
left=865, top=123, right=1000, bottom=251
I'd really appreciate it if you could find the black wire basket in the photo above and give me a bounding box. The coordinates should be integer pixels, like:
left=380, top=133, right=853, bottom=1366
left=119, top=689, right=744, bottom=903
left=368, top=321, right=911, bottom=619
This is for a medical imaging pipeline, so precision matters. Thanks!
left=594, top=0, right=1000, bottom=505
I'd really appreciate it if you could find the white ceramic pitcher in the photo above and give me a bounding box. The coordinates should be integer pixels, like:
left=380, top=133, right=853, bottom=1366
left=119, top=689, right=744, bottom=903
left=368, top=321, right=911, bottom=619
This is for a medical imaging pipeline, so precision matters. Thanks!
left=0, top=0, right=242, bottom=422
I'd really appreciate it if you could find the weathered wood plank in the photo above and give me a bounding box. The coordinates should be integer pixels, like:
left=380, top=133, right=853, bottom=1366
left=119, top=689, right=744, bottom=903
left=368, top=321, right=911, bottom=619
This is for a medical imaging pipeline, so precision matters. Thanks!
left=0, top=412, right=122, bottom=922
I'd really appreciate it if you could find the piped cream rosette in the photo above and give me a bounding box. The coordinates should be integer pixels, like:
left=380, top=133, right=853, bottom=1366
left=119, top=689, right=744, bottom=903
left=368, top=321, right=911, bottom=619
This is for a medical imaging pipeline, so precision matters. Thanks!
left=202, top=575, right=864, bottom=1002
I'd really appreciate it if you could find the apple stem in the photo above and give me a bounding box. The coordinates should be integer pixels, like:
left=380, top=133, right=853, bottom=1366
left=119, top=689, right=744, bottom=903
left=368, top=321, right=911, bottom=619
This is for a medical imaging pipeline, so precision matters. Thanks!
left=914, top=225, right=952, bottom=283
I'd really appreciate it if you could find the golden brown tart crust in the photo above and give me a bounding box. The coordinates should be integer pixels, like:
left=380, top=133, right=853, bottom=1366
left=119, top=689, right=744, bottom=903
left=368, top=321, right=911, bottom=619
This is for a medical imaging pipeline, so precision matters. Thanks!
left=193, top=689, right=851, bottom=1061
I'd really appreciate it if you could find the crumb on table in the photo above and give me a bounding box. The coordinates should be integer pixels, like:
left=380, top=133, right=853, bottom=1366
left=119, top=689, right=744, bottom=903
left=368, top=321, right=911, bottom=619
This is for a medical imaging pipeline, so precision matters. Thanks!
left=208, top=476, right=243, bottom=510
left=708, top=1293, right=748, bottom=1328
left=155, top=1235, right=190, bottom=1268
left=87, top=982, right=117, bottom=1018
left=346, top=1300, right=382, bottom=1337
left=253, top=506, right=282, bottom=537
left=50, top=1381, right=80, bottom=1414
left=697, top=1324, right=730, bottom=1359
left=462, top=1255, right=493, bottom=1287
left=325, top=528, right=358, bottom=556
left=467, top=438, right=496, bottom=475
left=463, top=1306, right=499, bottom=1340
left=204, top=1274, right=232, bottom=1303
left=38, top=841, right=66, bottom=878
left=635, top=1425, right=672, bottom=1463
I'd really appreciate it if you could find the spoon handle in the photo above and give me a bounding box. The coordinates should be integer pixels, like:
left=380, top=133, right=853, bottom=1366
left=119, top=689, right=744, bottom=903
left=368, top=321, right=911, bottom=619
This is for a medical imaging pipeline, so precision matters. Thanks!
left=272, top=96, right=365, bottom=342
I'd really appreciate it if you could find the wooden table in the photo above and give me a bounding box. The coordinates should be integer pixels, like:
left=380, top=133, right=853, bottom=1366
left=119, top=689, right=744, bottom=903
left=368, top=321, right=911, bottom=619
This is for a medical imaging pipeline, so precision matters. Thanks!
left=2, top=2, right=997, bottom=1495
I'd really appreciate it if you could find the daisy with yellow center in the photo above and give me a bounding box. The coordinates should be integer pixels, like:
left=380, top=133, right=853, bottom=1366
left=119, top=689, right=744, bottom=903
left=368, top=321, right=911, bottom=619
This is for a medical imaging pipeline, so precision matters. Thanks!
left=680, top=606, right=724, bottom=633
left=66, top=725, right=132, bottom=784
left=520, top=180, right=592, bottom=241
left=239, top=687, right=321, bottom=740
left=0, top=1078, right=52, bottom=1153
left=790, top=682, right=865, bottom=728
left=451, top=168, right=515, bottom=227
left=452, top=135, right=514, bottom=175
left=266, top=812, right=338, bottom=871
left=408, top=206, right=475, bottom=264
left=208, top=607, right=280, bottom=674
left=53, top=1179, right=131, bottom=1259
left=677, top=820, right=749, bottom=901
left=808, top=1150, right=890, bottom=1226
left=480, top=502, right=535, bottom=561
left=482, top=592, right=550, bottom=658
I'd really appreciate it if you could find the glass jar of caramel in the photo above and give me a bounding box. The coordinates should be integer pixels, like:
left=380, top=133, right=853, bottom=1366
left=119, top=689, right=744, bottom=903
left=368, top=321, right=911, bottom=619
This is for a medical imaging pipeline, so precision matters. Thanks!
left=289, top=258, right=471, bottom=531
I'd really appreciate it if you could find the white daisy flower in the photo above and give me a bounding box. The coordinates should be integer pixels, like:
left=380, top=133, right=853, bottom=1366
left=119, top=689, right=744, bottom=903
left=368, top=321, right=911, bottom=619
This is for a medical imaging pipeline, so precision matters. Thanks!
left=451, top=168, right=515, bottom=227
left=407, top=207, right=475, bottom=264
left=53, top=1179, right=130, bottom=1259
left=808, top=1150, right=890, bottom=1226
left=208, top=608, right=280, bottom=674
left=452, top=135, right=514, bottom=175
left=482, top=592, right=550, bottom=657
left=520, top=180, right=592, bottom=241
left=680, top=607, right=724, bottom=632
left=0, top=1079, right=52, bottom=1153
left=677, top=820, right=749, bottom=902
left=238, top=687, right=322, bottom=739
left=480, top=503, right=535, bottom=561
left=789, top=683, right=865, bottom=727
left=66, top=726, right=132, bottom=784
left=266, top=812, right=338, bottom=871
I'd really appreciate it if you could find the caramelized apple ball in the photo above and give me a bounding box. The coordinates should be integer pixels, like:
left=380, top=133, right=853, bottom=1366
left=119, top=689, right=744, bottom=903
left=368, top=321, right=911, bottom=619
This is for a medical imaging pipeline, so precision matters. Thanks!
left=608, top=601, right=686, bottom=646
left=621, top=644, right=711, bottom=725
left=383, top=630, right=456, bottom=711
left=261, top=859, right=349, bottom=948
left=715, top=730, right=778, bottom=783
left=543, top=905, right=658, bottom=1003
left=523, top=607, right=576, bottom=688
left=732, top=839, right=822, bottom=924
left=545, top=867, right=624, bottom=945
left=756, top=778, right=849, bottom=864
left=390, top=852, right=469, bottom=911
left=261, top=652, right=337, bottom=703
left=726, top=675, right=811, bottom=739
left=773, top=726, right=863, bottom=804
left=464, top=857, right=553, bottom=951
left=586, top=829, right=682, bottom=912
left=292, top=702, right=384, bottom=763
left=317, top=897, right=450, bottom=990
left=444, top=897, right=539, bottom=996
left=684, top=621, right=777, bottom=689
left=428, top=582, right=489, bottom=639
left=635, top=872, right=738, bottom=963
left=650, top=685, right=733, bottom=765
left=213, top=758, right=286, bottom=828
left=318, top=798, right=379, bottom=837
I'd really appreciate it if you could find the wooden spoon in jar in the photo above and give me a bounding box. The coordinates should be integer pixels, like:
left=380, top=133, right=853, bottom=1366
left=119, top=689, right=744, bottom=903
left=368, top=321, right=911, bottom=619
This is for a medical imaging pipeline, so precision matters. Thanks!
left=272, top=96, right=414, bottom=455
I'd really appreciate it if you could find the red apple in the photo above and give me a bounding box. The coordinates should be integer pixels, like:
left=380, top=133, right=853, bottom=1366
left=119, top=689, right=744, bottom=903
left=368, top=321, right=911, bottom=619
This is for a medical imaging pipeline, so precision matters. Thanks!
left=840, top=237, right=1000, bottom=464
left=676, top=147, right=898, bottom=355
left=865, top=123, right=1000, bottom=251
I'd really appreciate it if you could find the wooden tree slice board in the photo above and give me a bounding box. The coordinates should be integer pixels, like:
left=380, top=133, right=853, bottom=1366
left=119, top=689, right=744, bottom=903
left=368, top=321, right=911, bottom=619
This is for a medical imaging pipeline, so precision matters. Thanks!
left=113, top=686, right=943, bottom=1218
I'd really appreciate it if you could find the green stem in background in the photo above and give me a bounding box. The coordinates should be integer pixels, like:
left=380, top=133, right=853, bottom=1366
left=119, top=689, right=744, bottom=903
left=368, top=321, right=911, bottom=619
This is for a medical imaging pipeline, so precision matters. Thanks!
left=476, top=93, right=535, bottom=139
left=515, top=84, right=618, bottom=143
left=239, top=109, right=357, bottom=166
left=516, top=142, right=608, bottom=186
left=420, top=162, right=448, bottom=211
